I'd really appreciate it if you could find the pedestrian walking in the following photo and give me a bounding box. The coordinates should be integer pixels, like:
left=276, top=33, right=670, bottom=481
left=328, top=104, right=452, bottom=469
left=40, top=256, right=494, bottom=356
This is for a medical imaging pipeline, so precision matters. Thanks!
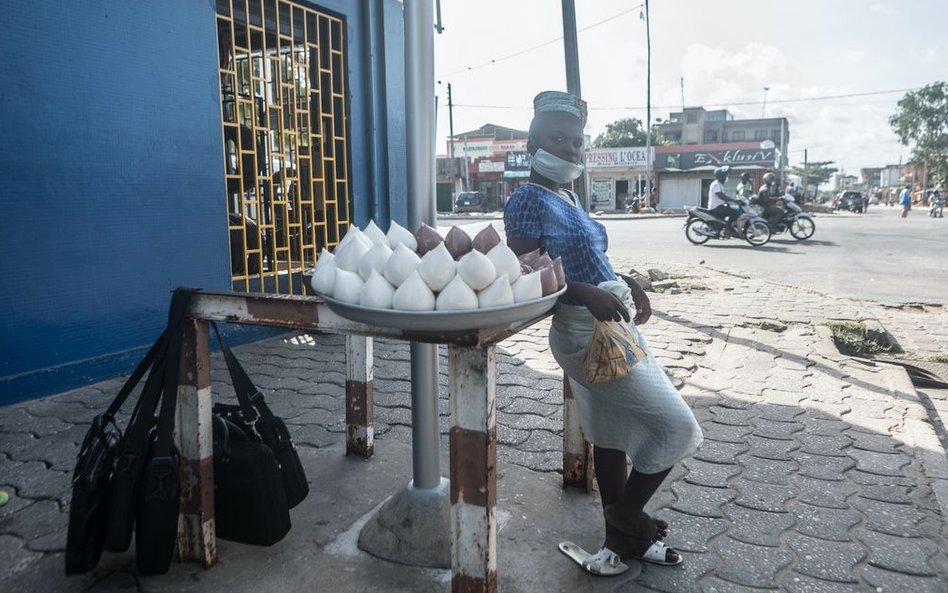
left=899, top=184, right=912, bottom=218
left=503, top=90, right=703, bottom=572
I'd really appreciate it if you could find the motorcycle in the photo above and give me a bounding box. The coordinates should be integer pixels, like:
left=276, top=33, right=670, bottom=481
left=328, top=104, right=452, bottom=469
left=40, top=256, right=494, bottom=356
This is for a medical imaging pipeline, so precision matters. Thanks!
left=684, top=197, right=772, bottom=247
left=754, top=193, right=816, bottom=240
left=929, top=193, right=944, bottom=218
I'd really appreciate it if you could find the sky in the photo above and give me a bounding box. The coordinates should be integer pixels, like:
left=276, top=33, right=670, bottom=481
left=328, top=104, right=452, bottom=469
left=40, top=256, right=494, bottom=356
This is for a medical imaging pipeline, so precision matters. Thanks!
left=431, top=0, right=947, bottom=179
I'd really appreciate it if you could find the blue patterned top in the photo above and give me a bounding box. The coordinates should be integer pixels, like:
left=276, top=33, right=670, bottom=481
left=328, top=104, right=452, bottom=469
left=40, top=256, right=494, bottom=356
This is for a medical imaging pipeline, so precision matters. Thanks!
left=504, top=183, right=617, bottom=304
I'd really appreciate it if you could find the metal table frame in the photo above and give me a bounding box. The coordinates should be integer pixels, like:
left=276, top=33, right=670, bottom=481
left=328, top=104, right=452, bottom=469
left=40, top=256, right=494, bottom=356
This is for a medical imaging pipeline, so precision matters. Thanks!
left=173, top=291, right=590, bottom=593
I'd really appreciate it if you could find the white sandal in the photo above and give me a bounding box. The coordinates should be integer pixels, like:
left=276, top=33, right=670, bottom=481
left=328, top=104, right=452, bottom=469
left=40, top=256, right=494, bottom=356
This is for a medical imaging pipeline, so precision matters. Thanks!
left=558, top=541, right=629, bottom=576
left=631, top=540, right=682, bottom=566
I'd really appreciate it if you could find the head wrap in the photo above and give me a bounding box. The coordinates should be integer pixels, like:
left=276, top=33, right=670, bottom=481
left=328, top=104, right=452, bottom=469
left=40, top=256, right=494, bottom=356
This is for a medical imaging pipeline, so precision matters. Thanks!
left=533, top=90, right=587, bottom=126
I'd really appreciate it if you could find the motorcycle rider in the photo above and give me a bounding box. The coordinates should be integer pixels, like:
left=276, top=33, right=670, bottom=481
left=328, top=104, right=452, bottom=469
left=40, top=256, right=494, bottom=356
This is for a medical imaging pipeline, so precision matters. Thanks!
left=755, top=172, right=785, bottom=225
left=736, top=172, right=755, bottom=201
left=706, top=166, right=739, bottom=237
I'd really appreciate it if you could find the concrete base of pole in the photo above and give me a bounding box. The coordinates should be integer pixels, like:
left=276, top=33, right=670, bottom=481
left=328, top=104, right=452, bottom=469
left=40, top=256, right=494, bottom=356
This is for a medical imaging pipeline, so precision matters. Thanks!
left=357, top=477, right=451, bottom=568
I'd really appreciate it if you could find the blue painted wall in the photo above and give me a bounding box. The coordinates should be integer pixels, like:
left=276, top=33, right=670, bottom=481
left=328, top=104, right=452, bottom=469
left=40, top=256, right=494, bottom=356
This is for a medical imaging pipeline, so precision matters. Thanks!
left=0, top=0, right=407, bottom=404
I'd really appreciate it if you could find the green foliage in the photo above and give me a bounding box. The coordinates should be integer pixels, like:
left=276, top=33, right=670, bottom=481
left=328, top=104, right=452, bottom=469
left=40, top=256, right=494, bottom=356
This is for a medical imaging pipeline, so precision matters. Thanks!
left=786, top=160, right=838, bottom=194
left=889, top=82, right=948, bottom=186
left=825, top=321, right=892, bottom=357
left=592, top=118, right=666, bottom=148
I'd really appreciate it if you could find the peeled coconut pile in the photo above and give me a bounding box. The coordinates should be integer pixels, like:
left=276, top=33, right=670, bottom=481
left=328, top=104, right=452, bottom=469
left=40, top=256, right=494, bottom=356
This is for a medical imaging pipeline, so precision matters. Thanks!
left=310, top=221, right=565, bottom=311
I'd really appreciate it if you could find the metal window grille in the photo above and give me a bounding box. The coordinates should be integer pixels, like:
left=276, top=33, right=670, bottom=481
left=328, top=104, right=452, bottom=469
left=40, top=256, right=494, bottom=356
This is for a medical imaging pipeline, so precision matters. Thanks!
left=216, top=0, right=351, bottom=294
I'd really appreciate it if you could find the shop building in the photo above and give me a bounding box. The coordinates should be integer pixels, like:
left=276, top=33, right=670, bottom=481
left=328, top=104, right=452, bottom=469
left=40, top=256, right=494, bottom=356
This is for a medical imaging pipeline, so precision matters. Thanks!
left=654, top=143, right=777, bottom=210
left=584, top=147, right=651, bottom=210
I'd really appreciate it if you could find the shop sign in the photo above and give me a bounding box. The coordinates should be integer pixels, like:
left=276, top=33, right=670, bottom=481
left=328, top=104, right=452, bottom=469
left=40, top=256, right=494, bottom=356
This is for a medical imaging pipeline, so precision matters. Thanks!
left=494, top=139, right=528, bottom=153
left=450, top=139, right=493, bottom=158
left=585, top=147, right=650, bottom=169
left=656, top=148, right=775, bottom=171
left=591, top=178, right=613, bottom=205
left=478, top=160, right=505, bottom=173
left=505, top=151, right=532, bottom=171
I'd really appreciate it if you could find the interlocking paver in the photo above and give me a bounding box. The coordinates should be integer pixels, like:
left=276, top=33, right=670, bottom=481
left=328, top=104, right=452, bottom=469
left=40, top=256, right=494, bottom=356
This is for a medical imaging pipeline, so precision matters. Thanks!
left=739, top=458, right=797, bottom=485
left=660, top=509, right=728, bottom=554
left=671, top=482, right=734, bottom=518
left=787, top=501, right=861, bottom=542
left=792, top=452, right=856, bottom=481
left=780, top=572, right=867, bottom=593
left=860, top=565, right=948, bottom=593
left=750, top=418, right=804, bottom=441
left=855, top=529, right=940, bottom=576
left=786, top=533, right=866, bottom=582
left=798, top=433, right=851, bottom=457
left=693, top=440, right=749, bottom=465
left=745, top=434, right=799, bottom=461
left=700, top=421, right=753, bottom=444
left=713, top=537, right=794, bottom=588
left=732, top=478, right=795, bottom=513
left=683, top=457, right=742, bottom=489
left=853, top=496, right=924, bottom=537
left=708, top=407, right=756, bottom=427
left=722, top=503, right=796, bottom=547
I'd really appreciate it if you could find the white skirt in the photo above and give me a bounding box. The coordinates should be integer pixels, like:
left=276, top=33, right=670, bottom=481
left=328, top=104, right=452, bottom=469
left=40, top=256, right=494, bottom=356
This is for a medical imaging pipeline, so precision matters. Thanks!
left=549, top=285, right=703, bottom=474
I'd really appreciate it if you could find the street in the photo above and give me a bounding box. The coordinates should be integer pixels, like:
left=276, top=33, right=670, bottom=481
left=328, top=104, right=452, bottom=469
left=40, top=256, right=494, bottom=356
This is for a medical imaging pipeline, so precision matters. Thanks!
left=444, top=206, right=948, bottom=306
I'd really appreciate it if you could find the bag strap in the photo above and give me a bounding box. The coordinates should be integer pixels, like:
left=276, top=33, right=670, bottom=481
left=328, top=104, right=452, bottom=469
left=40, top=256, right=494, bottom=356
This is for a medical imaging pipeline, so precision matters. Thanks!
left=152, top=287, right=198, bottom=458
left=210, top=322, right=278, bottom=436
left=103, top=329, right=168, bottom=422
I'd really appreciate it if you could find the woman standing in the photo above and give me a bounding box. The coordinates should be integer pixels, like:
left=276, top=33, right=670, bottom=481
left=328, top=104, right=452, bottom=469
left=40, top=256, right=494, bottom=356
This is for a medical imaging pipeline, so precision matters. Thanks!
left=503, top=91, right=703, bottom=570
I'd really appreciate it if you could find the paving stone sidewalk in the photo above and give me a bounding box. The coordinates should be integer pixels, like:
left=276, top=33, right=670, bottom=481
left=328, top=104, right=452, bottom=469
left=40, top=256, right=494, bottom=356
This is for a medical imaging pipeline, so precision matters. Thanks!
left=2, top=262, right=948, bottom=593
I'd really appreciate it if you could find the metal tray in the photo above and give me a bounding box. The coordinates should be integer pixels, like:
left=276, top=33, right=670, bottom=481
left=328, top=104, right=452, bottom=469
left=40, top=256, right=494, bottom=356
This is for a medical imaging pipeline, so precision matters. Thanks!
left=318, top=286, right=566, bottom=331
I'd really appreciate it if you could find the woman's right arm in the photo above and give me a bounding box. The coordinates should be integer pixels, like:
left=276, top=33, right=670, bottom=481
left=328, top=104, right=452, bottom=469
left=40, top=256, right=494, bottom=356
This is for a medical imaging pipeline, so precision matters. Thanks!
left=506, top=237, right=629, bottom=323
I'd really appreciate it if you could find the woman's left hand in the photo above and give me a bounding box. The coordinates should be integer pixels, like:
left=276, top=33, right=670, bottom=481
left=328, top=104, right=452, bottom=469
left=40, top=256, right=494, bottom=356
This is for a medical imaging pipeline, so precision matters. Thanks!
left=620, top=274, right=652, bottom=325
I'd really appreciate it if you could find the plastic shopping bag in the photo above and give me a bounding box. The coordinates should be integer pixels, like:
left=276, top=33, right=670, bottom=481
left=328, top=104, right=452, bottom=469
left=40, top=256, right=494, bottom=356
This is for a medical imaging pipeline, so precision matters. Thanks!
left=582, top=320, right=647, bottom=383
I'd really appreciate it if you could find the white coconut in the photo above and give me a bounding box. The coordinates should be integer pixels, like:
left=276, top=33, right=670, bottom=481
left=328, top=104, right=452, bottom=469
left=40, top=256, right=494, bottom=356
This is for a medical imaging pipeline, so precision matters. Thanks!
left=314, top=247, right=335, bottom=270
left=310, top=257, right=337, bottom=296
left=334, top=230, right=373, bottom=273
left=436, top=274, right=479, bottom=311
left=486, top=243, right=521, bottom=283
left=333, top=268, right=364, bottom=304
left=359, top=270, right=396, bottom=309
left=363, top=220, right=390, bottom=247
left=392, top=271, right=436, bottom=311
left=511, top=271, right=542, bottom=303
left=358, top=242, right=394, bottom=281
left=383, top=242, right=422, bottom=287
left=457, top=249, right=496, bottom=291
left=386, top=221, right=418, bottom=251
left=477, top=274, right=514, bottom=308
left=417, top=242, right=457, bottom=292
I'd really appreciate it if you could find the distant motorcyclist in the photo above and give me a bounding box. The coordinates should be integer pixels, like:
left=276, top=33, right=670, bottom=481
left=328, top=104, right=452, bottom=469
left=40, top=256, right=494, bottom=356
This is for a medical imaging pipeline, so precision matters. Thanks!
left=707, top=166, right=739, bottom=236
left=755, top=172, right=785, bottom=224
left=736, top=172, right=755, bottom=200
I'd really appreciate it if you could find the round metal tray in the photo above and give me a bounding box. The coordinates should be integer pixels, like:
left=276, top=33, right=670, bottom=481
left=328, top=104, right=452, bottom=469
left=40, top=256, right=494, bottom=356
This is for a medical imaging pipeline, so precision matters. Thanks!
left=318, top=286, right=565, bottom=331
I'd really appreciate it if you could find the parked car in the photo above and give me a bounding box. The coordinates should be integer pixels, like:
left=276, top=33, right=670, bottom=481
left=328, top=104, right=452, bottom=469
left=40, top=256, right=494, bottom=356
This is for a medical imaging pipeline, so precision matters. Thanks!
left=454, top=191, right=496, bottom=213
left=833, top=191, right=866, bottom=213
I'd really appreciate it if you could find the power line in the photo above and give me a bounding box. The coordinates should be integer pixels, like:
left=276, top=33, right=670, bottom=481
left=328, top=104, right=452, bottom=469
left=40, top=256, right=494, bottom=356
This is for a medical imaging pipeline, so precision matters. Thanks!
left=437, top=7, right=639, bottom=78
left=449, top=87, right=919, bottom=113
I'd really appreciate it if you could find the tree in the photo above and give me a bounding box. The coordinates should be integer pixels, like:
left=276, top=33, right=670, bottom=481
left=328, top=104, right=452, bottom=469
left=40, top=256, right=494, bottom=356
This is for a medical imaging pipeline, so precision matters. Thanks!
left=786, top=160, right=838, bottom=198
left=592, top=117, right=666, bottom=148
left=889, top=81, right=948, bottom=187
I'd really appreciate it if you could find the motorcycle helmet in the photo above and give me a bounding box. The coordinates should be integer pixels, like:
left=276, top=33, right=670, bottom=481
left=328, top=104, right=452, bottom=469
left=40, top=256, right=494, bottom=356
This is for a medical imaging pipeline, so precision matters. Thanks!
left=740, top=172, right=752, bottom=182
left=763, top=172, right=776, bottom=185
left=714, top=166, right=730, bottom=181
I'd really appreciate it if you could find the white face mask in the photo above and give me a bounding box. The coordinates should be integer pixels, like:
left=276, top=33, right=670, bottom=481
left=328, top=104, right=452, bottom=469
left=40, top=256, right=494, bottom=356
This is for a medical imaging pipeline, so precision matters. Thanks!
left=531, top=148, right=584, bottom=184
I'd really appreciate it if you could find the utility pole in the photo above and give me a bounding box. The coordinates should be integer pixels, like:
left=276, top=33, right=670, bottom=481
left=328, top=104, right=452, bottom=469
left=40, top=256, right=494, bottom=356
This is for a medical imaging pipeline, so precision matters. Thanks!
left=680, top=77, right=685, bottom=111
left=446, top=83, right=455, bottom=159
left=644, top=0, right=652, bottom=207
left=762, top=86, right=769, bottom=118
left=561, top=0, right=588, bottom=211
left=802, top=148, right=808, bottom=199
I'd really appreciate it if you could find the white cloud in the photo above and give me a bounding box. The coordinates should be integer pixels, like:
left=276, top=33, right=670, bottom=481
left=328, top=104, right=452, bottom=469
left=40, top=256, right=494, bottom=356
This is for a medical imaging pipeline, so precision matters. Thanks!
left=870, top=2, right=898, bottom=16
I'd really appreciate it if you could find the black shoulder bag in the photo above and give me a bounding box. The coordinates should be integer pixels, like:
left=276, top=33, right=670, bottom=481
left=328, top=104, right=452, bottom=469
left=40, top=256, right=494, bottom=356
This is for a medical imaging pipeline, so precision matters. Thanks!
left=65, top=287, right=194, bottom=575
left=210, top=322, right=308, bottom=545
